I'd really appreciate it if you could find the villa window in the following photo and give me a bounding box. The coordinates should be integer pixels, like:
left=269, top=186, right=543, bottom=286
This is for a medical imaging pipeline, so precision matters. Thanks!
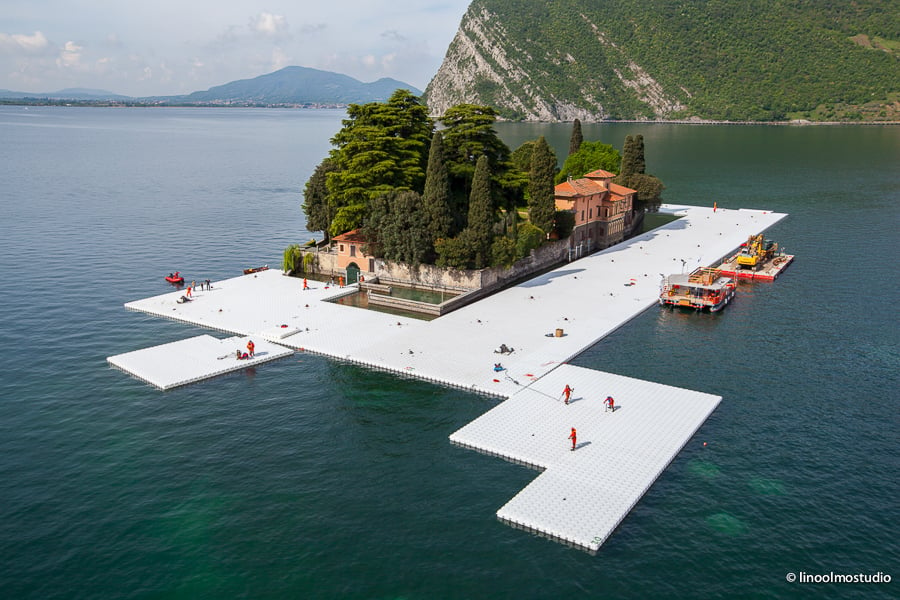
left=581, top=210, right=585, bottom=221
left=589, top=208, right=592, bottom=218
left=339, top=244, right=344, bottom=252
left=350, top=245, right=357, bottom=257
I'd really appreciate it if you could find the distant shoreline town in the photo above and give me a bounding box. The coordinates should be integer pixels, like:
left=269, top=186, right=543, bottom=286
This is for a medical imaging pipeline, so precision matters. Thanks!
left=3, top=98, right=898, bottom=126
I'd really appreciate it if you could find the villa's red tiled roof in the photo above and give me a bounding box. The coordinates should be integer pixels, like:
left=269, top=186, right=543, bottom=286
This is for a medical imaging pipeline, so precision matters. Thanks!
left=609, top=182, right=637, bottom=196
left=332, top=229, right=367, bottom=243
left=585, top=169, right=617, bottom=179
left=555, top=178, right=607, bottom=198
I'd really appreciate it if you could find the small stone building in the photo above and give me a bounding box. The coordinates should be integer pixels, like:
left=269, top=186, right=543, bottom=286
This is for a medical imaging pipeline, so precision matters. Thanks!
left=331, top=229, right=376, bottom=283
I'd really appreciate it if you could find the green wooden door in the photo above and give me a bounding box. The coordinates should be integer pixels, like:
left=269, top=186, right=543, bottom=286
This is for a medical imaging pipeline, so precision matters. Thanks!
left=346, top=263, right=360, bottom=284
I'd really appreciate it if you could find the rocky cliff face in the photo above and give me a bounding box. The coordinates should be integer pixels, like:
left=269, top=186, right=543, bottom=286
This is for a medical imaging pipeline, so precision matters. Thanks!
left=425, top=3, right=685, bottom=122
left=425, top=0, right=898, bottom=123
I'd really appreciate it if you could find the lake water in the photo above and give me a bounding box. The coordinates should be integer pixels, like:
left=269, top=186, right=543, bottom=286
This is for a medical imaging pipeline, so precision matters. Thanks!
left=1, top=107, right=897, bottom=599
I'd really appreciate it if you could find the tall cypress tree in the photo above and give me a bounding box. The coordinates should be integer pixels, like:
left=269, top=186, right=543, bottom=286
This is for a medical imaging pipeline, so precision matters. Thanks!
left=528, top=136, right=557, bottom=234
left=568, top=118, right=583, bottom=156
left=633, top=133, right=646, bottom=174
left=620, top=134, right=637, bottom=177
left=466, top=155, right=494, bottom=268
left=422, top=131, right=452, bottom=246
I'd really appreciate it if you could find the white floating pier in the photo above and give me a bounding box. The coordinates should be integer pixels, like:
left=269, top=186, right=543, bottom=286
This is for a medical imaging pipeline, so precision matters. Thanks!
left=113, top=204, right=787, bottom=551
left=450, top=364, right=720, bottom=553
left=107, top=335, right=294, bottom=390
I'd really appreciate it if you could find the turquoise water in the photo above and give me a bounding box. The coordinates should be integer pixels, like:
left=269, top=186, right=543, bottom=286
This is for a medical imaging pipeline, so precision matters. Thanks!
left=1, top=107, right=897, bottom=598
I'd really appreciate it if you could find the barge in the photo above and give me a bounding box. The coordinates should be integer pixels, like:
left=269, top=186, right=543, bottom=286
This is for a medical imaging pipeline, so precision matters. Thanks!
left=659, top=267, right=735, bottom=312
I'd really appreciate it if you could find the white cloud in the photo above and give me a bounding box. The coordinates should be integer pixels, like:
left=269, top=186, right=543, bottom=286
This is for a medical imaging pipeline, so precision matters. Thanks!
left=0, top=30, right=50, bottom=53
left=249, top=12, right=288, bottom=38
left=56, top=41, right=83, bottom=69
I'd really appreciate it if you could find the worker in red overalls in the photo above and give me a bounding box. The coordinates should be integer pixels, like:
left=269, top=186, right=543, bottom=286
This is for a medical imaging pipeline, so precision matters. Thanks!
left=569, top=427, right=577, bottom=451
left=246, top=340, right=255, bottom=357
left=303, top=278, right=308, bottom=290
left=563, top=384, right=573, bottom=405
left=606, top=396, right=615, bottom=412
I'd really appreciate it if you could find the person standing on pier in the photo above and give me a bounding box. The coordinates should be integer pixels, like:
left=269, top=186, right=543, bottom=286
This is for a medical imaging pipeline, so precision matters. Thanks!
left=606, top=396, right=615, bottom=412
left=246, top=339, right=255, bottom=357
left=569, top=427, right=577, bottom=451
left=303, top=278, right=308, bottom=291
left=563, top=384, right=573, bottom=405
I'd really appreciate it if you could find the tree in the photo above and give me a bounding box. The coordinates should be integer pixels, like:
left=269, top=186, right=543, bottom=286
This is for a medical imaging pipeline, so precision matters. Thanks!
left=556, top=141, right=621, bottom=183
left=620, top=134, right=646, bottom=178
left=527, top=136, right=557, bottom=234
left=465, top=155, right=495, bottom=269
left=434, top=229, right=477, bottom=270
left=422, top=131, right=452, bottom=250
left=366, top=190, right=432, bottom=265
left=616, top=134, right=664, bottom=210
left=302, top=158, right=338, bottom=241
left=633, top=133, right=646, bottom=175
left=439, top=104, right=521, bottom=231
left=324, top=89, right=433, bottom=235
left=619, top=134, right=638, bottom=178
left=569, top=118, right=583, bottom=156
left=516, top=223, right=545, bottom=258
left=491, top=236, right=517, bottom=267
left=510, top=140, right=535, bottom=173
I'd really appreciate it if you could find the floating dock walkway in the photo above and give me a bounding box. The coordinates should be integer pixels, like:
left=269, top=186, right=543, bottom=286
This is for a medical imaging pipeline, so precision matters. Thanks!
left=108, top=335, right=293, bottom=390
left=111, top=204, right=787, bottom=552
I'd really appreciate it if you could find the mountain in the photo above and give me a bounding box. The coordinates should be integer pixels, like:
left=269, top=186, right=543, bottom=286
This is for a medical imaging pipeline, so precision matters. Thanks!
left=180, top=66, right=421, bottom=105
left=425, top=0, right=899, bottom=121
left=0, top=88, right=129, bottom=100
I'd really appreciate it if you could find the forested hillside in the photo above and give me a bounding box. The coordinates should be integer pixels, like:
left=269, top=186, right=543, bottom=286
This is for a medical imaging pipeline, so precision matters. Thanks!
left=425, top=0, right=899, bottom=121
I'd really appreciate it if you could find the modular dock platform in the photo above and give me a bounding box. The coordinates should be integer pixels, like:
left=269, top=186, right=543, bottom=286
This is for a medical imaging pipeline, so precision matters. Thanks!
left=107, top=335, right=294, bottom=390
left=111, top=204, right=787, bottom=552
left=715, top=253, right=795, bottom=281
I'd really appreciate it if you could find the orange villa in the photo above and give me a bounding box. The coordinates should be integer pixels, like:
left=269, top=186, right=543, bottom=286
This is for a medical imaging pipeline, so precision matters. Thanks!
left=554, top=169, right=637, bottom=255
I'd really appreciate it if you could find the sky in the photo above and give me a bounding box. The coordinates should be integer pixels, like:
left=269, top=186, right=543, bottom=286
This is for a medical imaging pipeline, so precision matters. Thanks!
left=0, top=1, right=472, bottom=96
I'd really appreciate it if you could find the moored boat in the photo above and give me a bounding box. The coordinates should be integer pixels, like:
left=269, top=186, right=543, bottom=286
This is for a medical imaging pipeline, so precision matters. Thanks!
left=243, top=265, right=269, bottom=275
left=659, top=267, right=735, bottom=312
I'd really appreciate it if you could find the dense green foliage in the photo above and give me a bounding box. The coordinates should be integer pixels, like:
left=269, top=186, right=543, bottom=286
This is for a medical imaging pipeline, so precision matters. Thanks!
left=556, top=141, right=621, bottom=183
left=527, top=137, right=557, bottom=234
left=465, top=155, right=496, bottom=269
left=364, top=190, right=432, bottom=265
left=554, top=210, right=575, bottom=239
left=491, top=236, right=518, bottom=267
left=615, top=134, right=664, bottom=209
left=301, top=159, right=338, bottom=241
left=510, top=140, right=535, bottom=174
left=439, top=104, right=523, bottom=229
left=516, top=223, right=545, bottom=258
left=444, top=0, right=899, bottom=120
left=421, top=131, right=453, bottom=256
left=324, top=89, right=433, bottom=235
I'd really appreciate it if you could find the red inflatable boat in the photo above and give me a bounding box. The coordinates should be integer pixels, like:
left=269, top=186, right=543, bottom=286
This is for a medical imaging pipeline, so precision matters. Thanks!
left=165, top=271, right=185, bottom=284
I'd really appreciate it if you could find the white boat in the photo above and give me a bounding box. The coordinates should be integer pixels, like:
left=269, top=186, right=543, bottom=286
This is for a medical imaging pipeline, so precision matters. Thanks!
left=659, top=267, right=735, bottom=312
